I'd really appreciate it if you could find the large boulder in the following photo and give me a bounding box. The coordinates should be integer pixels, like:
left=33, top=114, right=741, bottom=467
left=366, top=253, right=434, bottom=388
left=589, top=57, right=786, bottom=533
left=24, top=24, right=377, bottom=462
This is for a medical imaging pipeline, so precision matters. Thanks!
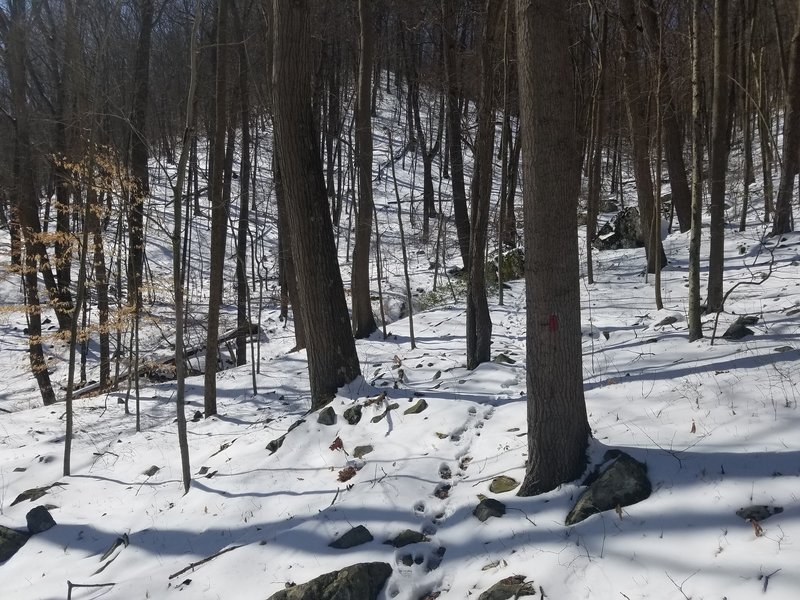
left=487, top=248, right=525, bottom=284
left=267, top=562, right=392, bottom=600
left=566, top=451, right=651, bottom=525
left=593, top=207, right=644, bottom=250
left=0, top=525, right=30, bottom=563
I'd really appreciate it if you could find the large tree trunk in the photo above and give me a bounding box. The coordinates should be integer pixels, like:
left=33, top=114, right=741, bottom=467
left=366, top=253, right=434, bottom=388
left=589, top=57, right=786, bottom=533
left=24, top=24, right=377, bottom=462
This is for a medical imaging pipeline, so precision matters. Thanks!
left=516, top=0, right=589, bottom=497
left=706, top=0, right=730, bottom=310
left=772, top=0, right=800, bottom=236
left=442, top=0, right=470, bottom=269
left=351, top=0, right=378, bottom=339
left=272, top=0, right=361, bottom=408
left=204, top=0, right=230, bottom=418
left=619, top=0, right=667, bottom=274
left=466, top=0, right=501, bottom=370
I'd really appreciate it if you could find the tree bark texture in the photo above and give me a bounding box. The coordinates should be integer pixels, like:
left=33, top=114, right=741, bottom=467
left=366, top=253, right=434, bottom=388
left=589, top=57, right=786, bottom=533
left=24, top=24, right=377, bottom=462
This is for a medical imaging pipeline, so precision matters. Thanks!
left=516, top=0, right=590, bottom=496
left=272, top=0, right=361, bottom=408
left=706, top=0, right=730, bottom=310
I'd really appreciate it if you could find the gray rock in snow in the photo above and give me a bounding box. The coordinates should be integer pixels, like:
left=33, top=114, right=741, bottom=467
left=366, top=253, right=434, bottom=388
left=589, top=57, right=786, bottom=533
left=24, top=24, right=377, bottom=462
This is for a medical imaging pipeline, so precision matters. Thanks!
left=722, top=316, right=757, bottom=340
left=478, top=575, right=536, bottom=600
left=267, top=562, right=392, bottom=600
left=317, top=406, right=337, bottom=426
left=473, top=498, right=506, bottom=522
left=329, top=525, right=373, bottom=549
left=0, top=525, right=30, bottom=563
left=343, top=404, right=363, bottom=425
left=26, top=505, right=56, bottom=534
left=735, top=505, right=783, bottom=522
left=566, top=451, right=651, bottom=525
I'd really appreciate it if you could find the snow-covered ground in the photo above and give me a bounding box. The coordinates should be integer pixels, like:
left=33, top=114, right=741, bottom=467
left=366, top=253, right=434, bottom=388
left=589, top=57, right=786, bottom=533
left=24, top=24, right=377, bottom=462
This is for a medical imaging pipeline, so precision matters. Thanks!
left=1, top=93, right=799, bottom=598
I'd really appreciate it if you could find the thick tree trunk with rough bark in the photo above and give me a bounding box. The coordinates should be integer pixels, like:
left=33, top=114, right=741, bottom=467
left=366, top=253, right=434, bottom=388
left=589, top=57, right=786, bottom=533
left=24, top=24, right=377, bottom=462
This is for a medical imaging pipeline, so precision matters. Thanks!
left=516, top=0, right=590, bottom=497
left=273, top=0, right=361, bottom=408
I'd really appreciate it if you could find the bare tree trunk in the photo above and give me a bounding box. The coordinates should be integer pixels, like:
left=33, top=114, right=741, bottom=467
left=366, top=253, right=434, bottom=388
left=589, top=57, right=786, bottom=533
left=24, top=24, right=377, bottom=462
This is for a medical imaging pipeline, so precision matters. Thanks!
left=619, top=0, right=667, bottom=274
left=757, top=47, right=775, bottom=223
left=707, top=0, right=730, bottom=311
left=772, top=0, right=800, bottom=236
left=516, top=0, right=589, bottom=497
left=204, top=0, right=230, bottom=418
left=88, top=188, right=110, bottom=390
left=274, top=144, right=306, bottom=351
left=689, top=0, right=705, bottom=342
left=6, top=0, right=58, bottom=406
left=586, top=9, right=607, bottom=285
left=442, top=0, right=470, bottom=270
left=351, top=0, right=378, bottom=339
left=466, top=0, right=501, bottom=370
left=170, top=0, right=202, bottom=494
left=128, top=0, right=153, bottom=311
left=272, top=0, right=361, bottom=408
left=740, top=0, right=757, bottom=232
left=641, top=0, right=692, bottom=233
left=232, top=2, right=252, bottom=366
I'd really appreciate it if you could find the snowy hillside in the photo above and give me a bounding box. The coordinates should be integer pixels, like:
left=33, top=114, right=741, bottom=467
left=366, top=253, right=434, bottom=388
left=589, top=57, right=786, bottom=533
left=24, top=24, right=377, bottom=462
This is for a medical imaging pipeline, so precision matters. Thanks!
left=1, top=93, right=799, bottom=599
